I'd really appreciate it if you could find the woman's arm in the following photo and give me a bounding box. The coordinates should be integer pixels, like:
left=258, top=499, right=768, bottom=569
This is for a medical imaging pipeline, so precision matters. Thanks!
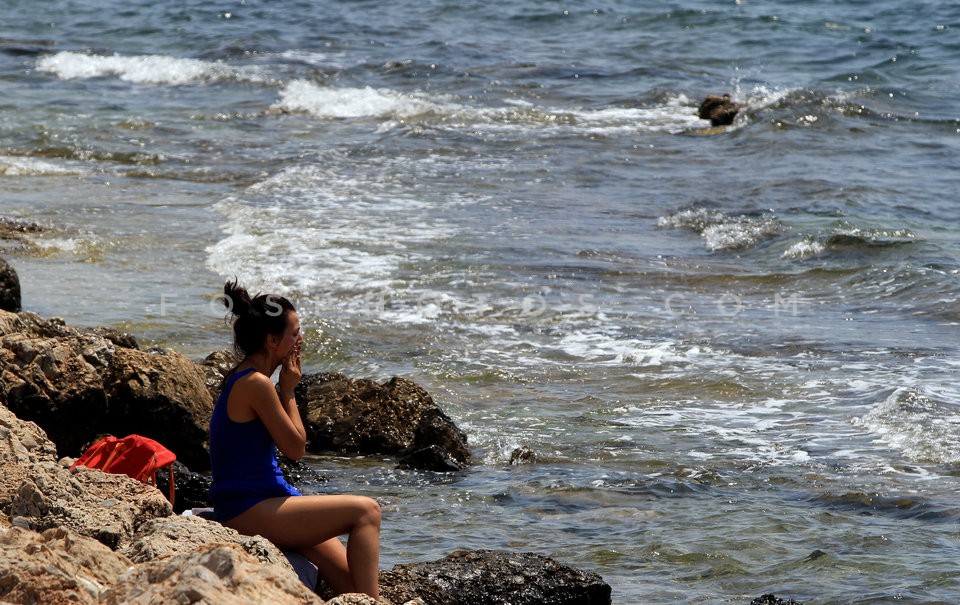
left=242, top=359, right=307, bottom=460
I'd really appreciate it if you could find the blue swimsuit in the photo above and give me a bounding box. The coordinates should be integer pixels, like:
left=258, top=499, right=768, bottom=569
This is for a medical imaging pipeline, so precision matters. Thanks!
left=209, top=367, right=300, bottom=522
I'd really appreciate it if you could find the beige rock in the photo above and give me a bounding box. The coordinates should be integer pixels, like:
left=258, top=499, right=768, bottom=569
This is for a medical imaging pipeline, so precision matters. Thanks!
left=103, top=542, right=323, bottom=605
left=0, top=525, right=133, bottom=604
left=6, top=462, right=171, bottom=550
left=122, top=513, right=295, bottom=572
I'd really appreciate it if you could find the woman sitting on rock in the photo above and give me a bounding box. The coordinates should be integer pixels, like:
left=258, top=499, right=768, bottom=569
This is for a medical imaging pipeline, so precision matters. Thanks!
left=209, top=279, right=381, bottom=599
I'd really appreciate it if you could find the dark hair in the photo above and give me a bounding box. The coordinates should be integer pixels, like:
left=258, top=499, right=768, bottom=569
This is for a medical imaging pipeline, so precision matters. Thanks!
left=223, top=278, right=296, bottom=359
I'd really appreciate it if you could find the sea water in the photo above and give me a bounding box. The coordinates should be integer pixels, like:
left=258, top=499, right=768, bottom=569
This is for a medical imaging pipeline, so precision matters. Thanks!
left=3, top=1, right=960, bottom=602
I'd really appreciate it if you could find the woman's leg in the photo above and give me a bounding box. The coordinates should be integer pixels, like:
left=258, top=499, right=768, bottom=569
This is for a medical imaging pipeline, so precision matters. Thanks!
left=301, top=537, right=353, bottom=595
left=225, top=494, right=381, bottom=599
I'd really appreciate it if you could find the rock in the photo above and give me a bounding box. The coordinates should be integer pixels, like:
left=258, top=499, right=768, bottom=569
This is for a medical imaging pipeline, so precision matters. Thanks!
left=155, top=461, right=212, bottom=513
left=0, top=309, right=214, bottom=470
left=0, top=402, right=58, bottom=465
left=0, top=258, right=21, bottom=312
left=397, top=444, right=466, bottom=473
left=697, top=94, right=741, bottom=126
left=104, top=346, right=213, bottom=470
left=751, top=595, right=804, bottom=605
left=6, top=462, right=172, bottom=550
left=102, top=542, right=325, bottom=605
left=509, top=445, right=537, bottom=465
left=0, top=525, right=133, bottom=604
left=121, top=513, right=295, bottom=573
left=198, top=348, right=239, bottom=402
left=0, top=217, right=42, bottom=246
left=379, top=549, right=612, bottom=605
left=295, top=373, right=470, bottom=471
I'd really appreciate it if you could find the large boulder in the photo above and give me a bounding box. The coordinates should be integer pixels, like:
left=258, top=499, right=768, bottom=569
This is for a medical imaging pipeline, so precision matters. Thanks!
left=0, top=258, right=20, bottom=312
left=380, top=549, right=612, bottom=605
left=104, top=346, right=213, bottom=470
left=0, top=309, right=213, bottom=469
left=295, top=373, right=471, bottom=471
left=0, top=526, right=133, bottom=604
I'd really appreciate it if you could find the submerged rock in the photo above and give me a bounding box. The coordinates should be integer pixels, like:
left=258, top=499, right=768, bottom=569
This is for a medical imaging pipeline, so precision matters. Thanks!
left=697, top=93, right=741, bottom=126
left=751, top=595, right=804, bottom=605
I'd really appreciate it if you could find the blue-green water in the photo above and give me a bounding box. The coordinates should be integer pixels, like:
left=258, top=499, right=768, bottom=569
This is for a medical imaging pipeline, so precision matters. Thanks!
left=3, top=2, right=960, bottom=602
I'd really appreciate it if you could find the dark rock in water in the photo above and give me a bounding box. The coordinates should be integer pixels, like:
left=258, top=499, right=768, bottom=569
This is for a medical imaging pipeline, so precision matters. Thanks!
left=295, top=372, right=471, bottom=471
left=155, top=461, right=211, bottom=514
left=751, top=595, right=804, bottom=605
left=510, top=445, right=537, bottom=465
left=697, top=93, right=741, bottom=126
left=380, top=549, right=612, bottom=605
left=0, top=258, right=21, bottom=312
left=277, top=453, right=328, bottom=485
left=397, top=444, right=466, bottom=472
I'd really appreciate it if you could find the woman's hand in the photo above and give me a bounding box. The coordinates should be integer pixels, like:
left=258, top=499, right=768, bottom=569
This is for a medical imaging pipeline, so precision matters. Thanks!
left=278, top=343, right=302, bottom=394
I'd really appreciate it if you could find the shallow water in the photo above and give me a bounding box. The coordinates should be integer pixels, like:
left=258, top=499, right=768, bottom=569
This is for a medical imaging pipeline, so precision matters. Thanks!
left=3, top=1, right=960, bottom=602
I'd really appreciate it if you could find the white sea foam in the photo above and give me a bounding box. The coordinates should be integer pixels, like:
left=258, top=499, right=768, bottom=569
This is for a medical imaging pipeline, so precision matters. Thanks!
left=782, top=238, right=825, bottom=259
left=0, top=156, right=88, bottom=176
left=658, top=207, right=783, bottom=251
left=274, top=79, right=454, bottom=119
left=36, top=51, right=264, bottom=86
left=853, top=388, right=960, bottom=465
left=205, top=159, right=460, bottom=309
left=701, top=216, right=782, bottom=251
left=275, top=80, right=705, bottom=135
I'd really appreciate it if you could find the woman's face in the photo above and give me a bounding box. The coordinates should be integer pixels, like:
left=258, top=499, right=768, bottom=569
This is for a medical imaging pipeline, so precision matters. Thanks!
left=277, top=311, right=302, bottom=356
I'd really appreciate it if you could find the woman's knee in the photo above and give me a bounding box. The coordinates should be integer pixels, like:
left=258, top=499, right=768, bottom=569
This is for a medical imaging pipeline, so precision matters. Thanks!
left=358, top=496, right=381, bottom=528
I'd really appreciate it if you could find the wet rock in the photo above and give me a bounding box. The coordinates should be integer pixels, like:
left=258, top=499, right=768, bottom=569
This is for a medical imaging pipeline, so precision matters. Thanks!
left=296, top=373, right=471, bottom=471
left=0, top=526, right=133, bottom=604
left=697, top=93, right=741, bottom=126
left=509, top=445, right=537, bottom=465
left=379, top=549, right=612, bottom=605
left=0, top=258, right=21, bottom=312
left=751, top=595, right=804, bottom=605
left=397, top=444, right=466, bottom=473
left=102, top=542, right=324, bottom=605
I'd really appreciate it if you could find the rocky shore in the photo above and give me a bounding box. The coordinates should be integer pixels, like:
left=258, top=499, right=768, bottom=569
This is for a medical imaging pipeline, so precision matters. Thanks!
left=0, top=255, right=612, bottom=604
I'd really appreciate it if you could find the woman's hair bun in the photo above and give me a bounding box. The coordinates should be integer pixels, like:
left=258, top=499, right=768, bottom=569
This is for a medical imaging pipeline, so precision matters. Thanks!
left=221, top=279, right=297, bottom=360
left=223, top=278, right=253, bottom=317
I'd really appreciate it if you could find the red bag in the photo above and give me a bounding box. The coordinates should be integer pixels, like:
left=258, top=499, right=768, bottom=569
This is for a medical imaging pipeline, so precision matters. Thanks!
left=70, top=434, right=176, bottom=505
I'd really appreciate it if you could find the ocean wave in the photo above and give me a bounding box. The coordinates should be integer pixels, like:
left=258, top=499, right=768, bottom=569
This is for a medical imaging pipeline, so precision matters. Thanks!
left=657, top=206, right=783, bottom=251
left=782, top=224, right=916, bottom=259
left=853, top=387, right=960, bottom=465
left=273, top=79, right=453, bottom=119
left=274, top=80, right=704, bottom=134
left=0, top=155, right=88, bottom=176
left=36, top=51, right=267, bottom=86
